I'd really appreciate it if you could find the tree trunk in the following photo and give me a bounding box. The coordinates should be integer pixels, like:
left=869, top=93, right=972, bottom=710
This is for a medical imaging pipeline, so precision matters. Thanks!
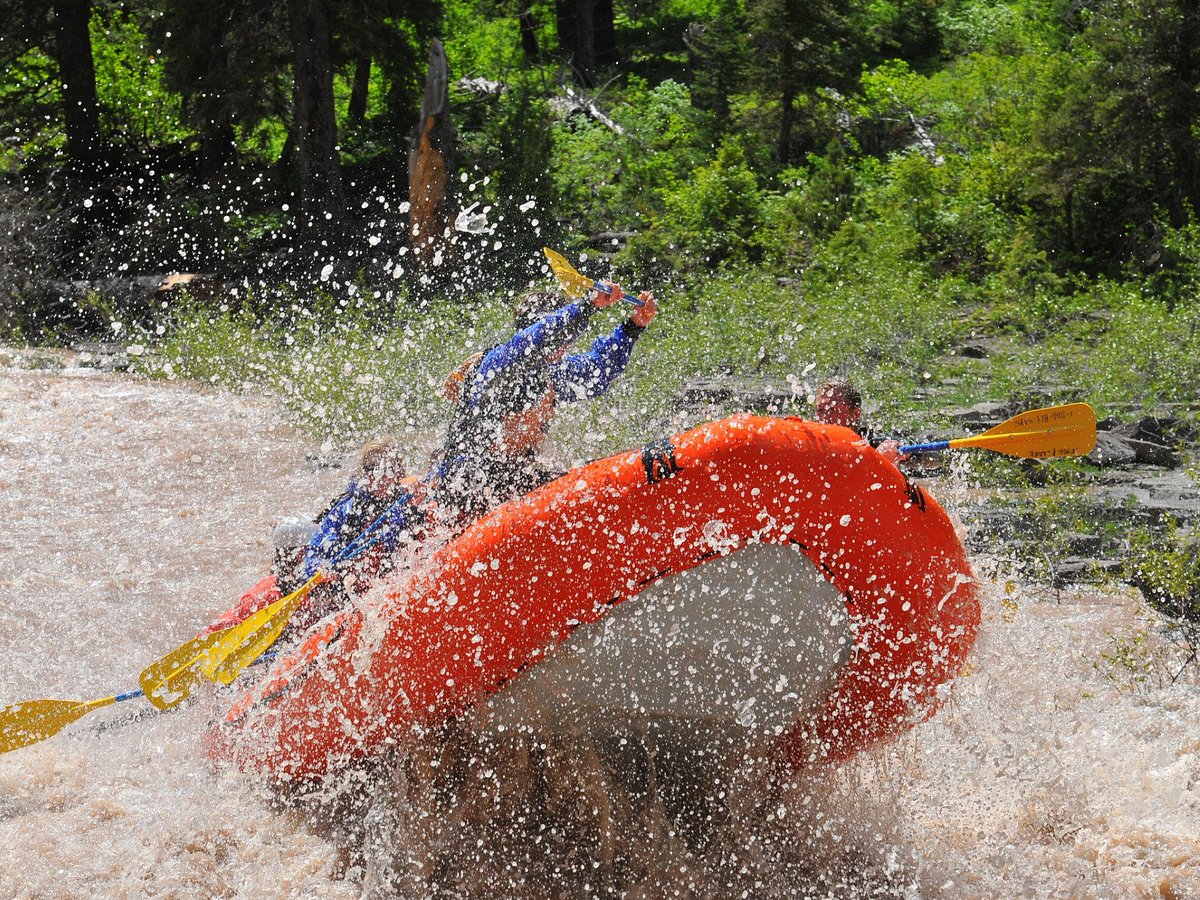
left=408, top=39, right=456, bottom=272
left=348, top=56, right=371, bottom=124
left=555, top=0, right=618, bottom=85
left=287, top=0, right=344, bottom=227
left=1165, top=2, right=1200, bottom=224
left=198, top=121, right=238, bottom=174
left=556, top=0, right=596, bottom=86
left=777, top=38, right=796, bottom=164
left=51, top=0, right=102, bottom=170
left=518, top=6, right=540, bottom=61
left=778, top=85, right=795, bottom=164
left=593, top=0, right=618, bottom=69
left=1065, top=186, right=1074, bottom=252
left=197, top=46, right=237, bottom=173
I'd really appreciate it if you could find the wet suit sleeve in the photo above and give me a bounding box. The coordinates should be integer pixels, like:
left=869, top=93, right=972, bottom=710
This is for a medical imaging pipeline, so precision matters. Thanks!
left=467, top=301, right=593, bottom=406
left=551, top=319, right=643, bottom=402
left=301, top=489, right=356, bottom=579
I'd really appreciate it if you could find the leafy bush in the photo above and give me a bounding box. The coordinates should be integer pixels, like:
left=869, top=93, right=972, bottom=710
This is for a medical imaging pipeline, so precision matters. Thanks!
left=92, top=10, right=189, bottom=147
left=1125, top=519, right=1200, bottom=682
left=550, top=79, right=712, bottom=233
left=631, top=138, right=766, bottom=272
left=1127, top=521, right=1200, bottom=624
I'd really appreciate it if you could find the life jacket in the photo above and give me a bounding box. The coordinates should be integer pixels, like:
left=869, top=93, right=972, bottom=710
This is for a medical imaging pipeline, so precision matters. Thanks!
left=431, top=347, right=558, bottom=526
left=443, top=348, right=558, bottom=458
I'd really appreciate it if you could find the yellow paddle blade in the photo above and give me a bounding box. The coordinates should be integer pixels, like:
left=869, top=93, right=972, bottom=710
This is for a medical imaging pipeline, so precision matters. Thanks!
left=138, top=631, right=229, bottom=711
left=543, top=247, right=594, bottom=298
left=0, top=695, right=116, bottom=754
left=200, top=574, right=323, bottom=685
left=953, top=402, right=1097, bottom=459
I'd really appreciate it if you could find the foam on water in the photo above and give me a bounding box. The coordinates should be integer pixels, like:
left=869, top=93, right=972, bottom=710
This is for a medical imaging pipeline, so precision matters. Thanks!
left=0, top=368, right=352, bottom=896
left=1, top=365, right=1197, bottom=897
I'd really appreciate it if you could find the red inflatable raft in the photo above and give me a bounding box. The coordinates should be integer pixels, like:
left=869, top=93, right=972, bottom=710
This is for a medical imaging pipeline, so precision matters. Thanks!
left=207, top=415, right=980, bottom=779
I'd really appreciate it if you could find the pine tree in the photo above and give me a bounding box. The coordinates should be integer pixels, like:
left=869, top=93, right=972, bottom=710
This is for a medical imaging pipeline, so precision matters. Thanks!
left=149, top=0, right=292, bottom=172
left=685, top=0, right=751, bottom=129
left=746, top=0, right=861, bottom=165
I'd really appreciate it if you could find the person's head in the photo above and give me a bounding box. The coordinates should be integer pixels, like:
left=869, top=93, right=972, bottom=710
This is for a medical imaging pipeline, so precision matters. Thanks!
left=512, top=290, right=559, bottom=331
left=270, top=515, right=317, bottom=593
left=814, top=378, right=862, bottom=428
left=358, top=436, right=407, bottom=497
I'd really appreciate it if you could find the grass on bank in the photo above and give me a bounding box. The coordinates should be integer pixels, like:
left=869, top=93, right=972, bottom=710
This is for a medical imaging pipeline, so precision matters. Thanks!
left=136, top=249, right=972, bottom=461
left=135, top=238, right=1200, bottom=458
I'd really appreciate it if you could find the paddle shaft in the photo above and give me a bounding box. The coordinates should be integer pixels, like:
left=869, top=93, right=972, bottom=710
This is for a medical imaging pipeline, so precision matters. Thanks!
left=899, top=440, right=950, bottom=454
left=595, top=281, right=646, bottom=308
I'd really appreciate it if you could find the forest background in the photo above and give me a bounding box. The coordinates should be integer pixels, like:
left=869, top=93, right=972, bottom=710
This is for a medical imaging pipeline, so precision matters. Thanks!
left=2, top=0, right=1199, bottom=456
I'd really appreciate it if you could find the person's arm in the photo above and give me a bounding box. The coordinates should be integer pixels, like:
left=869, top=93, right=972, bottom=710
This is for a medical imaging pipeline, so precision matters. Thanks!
left=875, top=439, right=911, bottom=465
left=859, top=427, right=912, bottom=465
left=552, top=291, right=657, bottom=400
left=300, top=489, right=355, bottom=578
left=552, top=320, right=642, bottom=400
left=470, top=302, right=593, bottom=399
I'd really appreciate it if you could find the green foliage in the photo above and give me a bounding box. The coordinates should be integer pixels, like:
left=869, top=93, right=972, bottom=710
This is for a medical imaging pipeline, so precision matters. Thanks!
left=769, top=141, right=860, bottom=244
left=443, top=1, right=532, bottom=76
left=1122, top=518, right=1200, bottom=683
left=148, top=0, right=292, bottom=159
left=5, top=0, right=1200, bottom=298
left=1006, top=273, right=1200, bottom=411
left=684, top=0, right=751, bottom=128
left=550, top=78, right=712, bottom=234
left=635, top=138, right=766, bottom=271
left=1127, top=520, right=1200, bottom=623
left=0, top=45, right=61, bottom=159
left=91, top=10, right=189, bottom=147
left=938, top=0, right=1067, bottom=56
left=457, top=76, right=557, bottom=215
left=1095, top=626, right=1168, bottom=692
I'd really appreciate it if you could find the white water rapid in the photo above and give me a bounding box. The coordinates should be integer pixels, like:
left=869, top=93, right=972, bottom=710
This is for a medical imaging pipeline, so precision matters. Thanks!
left=1, top=362, right=1197, bottom=898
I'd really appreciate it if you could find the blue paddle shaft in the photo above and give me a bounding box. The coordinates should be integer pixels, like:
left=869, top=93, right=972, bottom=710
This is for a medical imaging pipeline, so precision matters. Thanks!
left=594, top=281, right=646, bottom=308
left=114, top=649, right=277, bottom=709
left=899, top=440, right=951, bottom=454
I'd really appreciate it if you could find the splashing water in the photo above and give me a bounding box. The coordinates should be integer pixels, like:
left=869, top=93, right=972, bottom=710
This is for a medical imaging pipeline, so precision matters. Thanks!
left=454, top=202, right=492, bottom=236
left=1, top=363, right=1197, bottom=897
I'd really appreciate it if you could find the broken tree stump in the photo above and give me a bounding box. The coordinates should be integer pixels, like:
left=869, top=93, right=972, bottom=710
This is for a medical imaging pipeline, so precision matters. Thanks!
left=408, top=39, right=456, bottom=271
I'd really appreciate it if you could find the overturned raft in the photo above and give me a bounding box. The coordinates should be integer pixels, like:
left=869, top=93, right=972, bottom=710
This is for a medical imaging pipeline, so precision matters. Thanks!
left=207, top=415, right=980, bottom=779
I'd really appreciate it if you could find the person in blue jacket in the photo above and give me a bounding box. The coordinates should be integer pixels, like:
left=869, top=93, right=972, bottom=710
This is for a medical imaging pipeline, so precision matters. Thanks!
left=435, top=280, right=658, bottom=523
left=284, top=436, right=423, bottom=638
left=301, top=436, right=419, bottom=576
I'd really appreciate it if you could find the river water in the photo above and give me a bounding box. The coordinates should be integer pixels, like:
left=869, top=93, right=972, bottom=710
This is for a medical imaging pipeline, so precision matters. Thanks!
left=1, top=363, right=1197, bottom=898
